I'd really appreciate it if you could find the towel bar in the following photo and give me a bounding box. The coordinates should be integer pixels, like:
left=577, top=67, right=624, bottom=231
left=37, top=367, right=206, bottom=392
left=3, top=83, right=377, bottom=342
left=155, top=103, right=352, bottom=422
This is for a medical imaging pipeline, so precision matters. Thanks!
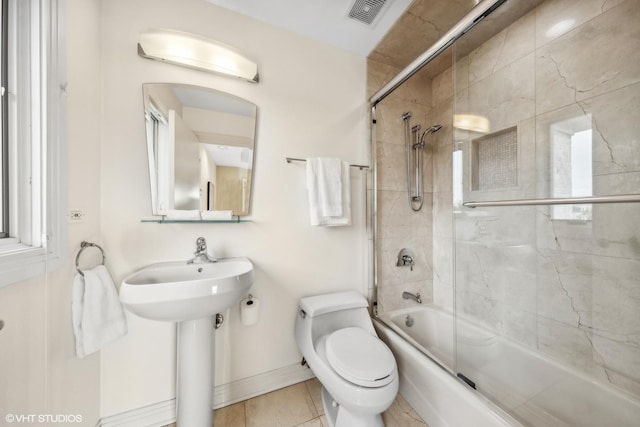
left=285, top=157, right=369, bottom=170
left=75, top=241, right=106, bottom=277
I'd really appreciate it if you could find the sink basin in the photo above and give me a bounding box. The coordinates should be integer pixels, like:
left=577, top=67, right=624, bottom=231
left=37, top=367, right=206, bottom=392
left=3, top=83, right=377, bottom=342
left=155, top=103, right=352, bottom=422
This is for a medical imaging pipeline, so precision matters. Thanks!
left=120, top=257, right=254, bottom=322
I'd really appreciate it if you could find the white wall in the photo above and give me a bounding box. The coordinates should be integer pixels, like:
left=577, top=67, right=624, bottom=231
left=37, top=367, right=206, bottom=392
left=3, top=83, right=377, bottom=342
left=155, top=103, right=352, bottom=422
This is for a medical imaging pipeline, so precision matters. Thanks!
left=46, top=0, right=103, bottom=421
left=0, top=0, right=103, bottom=425
left=99, top=0, right=368, bottom=418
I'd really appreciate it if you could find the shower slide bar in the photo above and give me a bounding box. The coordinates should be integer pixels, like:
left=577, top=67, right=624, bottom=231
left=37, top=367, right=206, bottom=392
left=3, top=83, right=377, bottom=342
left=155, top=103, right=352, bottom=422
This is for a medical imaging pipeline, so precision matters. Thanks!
left=370, top=0, right=506, bottom=106
left=285, top=157, right=369, bottom=170
left=463, top=194, right=640, bottom=208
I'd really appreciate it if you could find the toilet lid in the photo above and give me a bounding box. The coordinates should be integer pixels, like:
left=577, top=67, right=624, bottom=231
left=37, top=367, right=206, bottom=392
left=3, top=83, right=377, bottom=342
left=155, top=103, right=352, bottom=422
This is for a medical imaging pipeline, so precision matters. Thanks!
left=325, top=327, right=395, bottom=388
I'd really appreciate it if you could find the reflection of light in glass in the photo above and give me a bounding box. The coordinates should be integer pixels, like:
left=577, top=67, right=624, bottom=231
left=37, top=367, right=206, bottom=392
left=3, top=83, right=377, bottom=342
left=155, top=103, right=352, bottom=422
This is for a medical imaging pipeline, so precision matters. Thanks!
left=452, top=149, right=463, bottom=209
left=138, top=29, right=259, bottom=82
left=454, top=114, right=490, bottom=133
left=545, top=19, right=576, bottom=39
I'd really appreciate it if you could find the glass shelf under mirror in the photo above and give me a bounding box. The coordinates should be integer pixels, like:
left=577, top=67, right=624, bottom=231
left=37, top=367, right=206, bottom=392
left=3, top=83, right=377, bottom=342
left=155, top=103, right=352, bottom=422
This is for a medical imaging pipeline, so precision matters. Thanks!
left=141, top=218, right=251, bottom=224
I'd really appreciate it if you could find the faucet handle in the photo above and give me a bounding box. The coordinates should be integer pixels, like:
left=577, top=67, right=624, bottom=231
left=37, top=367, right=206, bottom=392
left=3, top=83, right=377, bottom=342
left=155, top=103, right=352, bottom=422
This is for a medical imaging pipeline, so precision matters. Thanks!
left=396, top=248, right=415, bottom=271
left=401, top=254, right=414, bottom=264
left=400, top=254, right=415, bottom=271
left=196, top=237, right=207, bottom=252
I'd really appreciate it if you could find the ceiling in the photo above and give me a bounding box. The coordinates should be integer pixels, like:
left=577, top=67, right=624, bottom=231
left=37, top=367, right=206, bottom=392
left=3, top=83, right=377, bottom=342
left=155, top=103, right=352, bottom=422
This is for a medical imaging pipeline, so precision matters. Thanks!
left=205, top=0, right=413, bottom=57
left=204, top=0, right=545, bottom=82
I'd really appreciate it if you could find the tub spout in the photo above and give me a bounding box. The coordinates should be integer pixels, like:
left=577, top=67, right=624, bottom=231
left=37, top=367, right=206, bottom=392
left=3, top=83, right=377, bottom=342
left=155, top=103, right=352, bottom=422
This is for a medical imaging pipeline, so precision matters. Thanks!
left=402, top=291, right=422, bottom=304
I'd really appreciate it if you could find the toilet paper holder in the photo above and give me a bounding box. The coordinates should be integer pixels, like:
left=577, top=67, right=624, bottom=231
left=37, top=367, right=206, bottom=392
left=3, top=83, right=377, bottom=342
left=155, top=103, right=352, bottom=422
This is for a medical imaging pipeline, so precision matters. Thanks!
left=240, top=293, right=260, bottom=326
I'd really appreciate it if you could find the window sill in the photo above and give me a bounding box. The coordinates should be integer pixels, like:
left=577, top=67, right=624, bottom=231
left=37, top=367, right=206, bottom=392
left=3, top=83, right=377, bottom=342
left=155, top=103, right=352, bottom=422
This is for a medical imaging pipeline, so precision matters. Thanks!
left=0, top=244, right=51, bottom=288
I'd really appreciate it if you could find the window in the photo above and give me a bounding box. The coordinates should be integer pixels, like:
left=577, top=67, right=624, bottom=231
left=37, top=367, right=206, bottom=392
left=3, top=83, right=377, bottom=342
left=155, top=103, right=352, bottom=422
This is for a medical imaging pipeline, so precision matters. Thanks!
left=550, top=115, right=593, bottom=221
left=0, top=0, right=65, bottom=288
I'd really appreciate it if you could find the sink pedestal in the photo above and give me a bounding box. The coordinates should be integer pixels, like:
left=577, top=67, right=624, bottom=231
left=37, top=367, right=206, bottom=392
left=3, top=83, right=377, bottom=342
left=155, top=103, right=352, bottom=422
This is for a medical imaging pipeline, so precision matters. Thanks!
left=177, top=317, right=214, bottom=426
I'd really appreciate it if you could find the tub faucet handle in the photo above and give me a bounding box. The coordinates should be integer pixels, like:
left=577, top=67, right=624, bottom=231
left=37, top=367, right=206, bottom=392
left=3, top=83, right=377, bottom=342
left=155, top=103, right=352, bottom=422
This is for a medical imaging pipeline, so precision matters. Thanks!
left=402, top=255, right=414, bottom=271
left=396, top=248, right=415, bottom=271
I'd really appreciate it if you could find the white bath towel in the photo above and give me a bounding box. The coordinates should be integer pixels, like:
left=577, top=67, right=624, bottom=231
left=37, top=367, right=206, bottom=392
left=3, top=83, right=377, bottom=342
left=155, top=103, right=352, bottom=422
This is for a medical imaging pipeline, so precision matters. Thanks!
left=72, top=265, right=127, bottom=358
left=306, top=157, right=351, bottom=227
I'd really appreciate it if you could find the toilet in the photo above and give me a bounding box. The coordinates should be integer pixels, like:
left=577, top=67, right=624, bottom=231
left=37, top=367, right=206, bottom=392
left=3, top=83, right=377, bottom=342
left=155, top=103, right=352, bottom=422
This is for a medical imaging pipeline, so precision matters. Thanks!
left=294, top=291, right=399, bottom=427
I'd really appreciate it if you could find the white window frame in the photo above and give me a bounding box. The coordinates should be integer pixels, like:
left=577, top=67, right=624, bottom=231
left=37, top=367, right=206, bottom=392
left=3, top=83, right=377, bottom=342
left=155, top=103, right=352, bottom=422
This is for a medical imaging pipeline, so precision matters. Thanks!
left=0, top=0, right=66, bottom=288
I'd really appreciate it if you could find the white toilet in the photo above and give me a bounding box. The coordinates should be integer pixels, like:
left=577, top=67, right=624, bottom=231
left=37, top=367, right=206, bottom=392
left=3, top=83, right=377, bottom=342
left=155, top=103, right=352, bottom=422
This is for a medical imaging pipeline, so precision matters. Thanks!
left=295, top=291, right=399, bottom=427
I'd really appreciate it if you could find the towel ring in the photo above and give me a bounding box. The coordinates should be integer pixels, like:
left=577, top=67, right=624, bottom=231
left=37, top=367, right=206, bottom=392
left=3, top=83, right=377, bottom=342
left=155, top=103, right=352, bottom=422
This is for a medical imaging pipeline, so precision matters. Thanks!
left=76, top=241, right=106, bottom=277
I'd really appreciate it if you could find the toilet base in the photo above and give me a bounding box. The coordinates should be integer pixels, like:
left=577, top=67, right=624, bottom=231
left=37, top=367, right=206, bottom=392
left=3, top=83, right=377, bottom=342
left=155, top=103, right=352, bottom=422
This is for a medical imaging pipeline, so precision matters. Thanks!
left=321, top=386, right=385, bottom=427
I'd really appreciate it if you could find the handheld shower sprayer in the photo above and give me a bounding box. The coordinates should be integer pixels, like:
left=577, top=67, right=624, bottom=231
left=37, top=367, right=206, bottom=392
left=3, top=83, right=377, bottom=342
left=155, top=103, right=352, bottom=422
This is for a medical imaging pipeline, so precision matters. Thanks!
left=402, top=112, right=442, bottom=212
left=416, top=124, right=443, bottom=148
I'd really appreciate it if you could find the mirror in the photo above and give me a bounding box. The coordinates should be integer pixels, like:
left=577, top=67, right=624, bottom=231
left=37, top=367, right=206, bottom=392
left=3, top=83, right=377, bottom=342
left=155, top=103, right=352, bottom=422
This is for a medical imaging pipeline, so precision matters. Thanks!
left=143, top=83, right=257, bottom=217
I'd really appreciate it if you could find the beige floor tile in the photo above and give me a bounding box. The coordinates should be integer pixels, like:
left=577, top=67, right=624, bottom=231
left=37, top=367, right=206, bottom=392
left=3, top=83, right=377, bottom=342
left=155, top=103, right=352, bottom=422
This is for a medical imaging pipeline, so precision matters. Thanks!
left=384, top=394, right=429, bottom=427
left=214, top=401, right=246, bottom=427
left=382, top=410, right=401, bottom=427
left=304, top=378, right=324, bottom=416
left=294, top=416, right=324, bottom=427
left=162, top=387, right=428, bottom=427
left=245, top=382, right=318, bottom=427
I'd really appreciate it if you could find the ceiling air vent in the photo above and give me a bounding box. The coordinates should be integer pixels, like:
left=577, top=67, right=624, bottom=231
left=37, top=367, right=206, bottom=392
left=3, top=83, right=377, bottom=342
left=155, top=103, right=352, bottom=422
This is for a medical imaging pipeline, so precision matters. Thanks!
left=348, top=0, right=386, bottom=25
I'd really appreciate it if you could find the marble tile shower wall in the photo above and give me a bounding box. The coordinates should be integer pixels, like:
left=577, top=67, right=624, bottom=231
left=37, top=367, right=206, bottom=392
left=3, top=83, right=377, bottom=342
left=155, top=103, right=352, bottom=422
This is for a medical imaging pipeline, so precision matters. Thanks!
left=432, top=0, right=640, bottom=399
left=368, top=59, right=436, bottom=312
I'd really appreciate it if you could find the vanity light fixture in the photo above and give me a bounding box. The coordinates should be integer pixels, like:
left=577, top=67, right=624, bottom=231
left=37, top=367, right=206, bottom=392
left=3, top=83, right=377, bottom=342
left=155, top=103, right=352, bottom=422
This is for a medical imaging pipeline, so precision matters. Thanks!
left=138, top=29, right=259, bottom=83
left=454, top=114, right=490, bottom=133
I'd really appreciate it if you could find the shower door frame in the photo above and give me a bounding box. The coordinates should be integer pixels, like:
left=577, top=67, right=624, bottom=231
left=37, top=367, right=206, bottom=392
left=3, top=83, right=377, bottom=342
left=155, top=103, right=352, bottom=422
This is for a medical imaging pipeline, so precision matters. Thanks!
left=369, top=0, right=507, bottom=316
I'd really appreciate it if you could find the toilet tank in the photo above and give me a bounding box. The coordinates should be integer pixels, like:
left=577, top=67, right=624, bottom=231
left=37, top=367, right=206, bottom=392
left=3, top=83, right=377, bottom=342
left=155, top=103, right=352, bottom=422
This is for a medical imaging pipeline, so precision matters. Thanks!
left=298, top=291, right=376, bottom=342
left=300, top=291, right=368, bottom=317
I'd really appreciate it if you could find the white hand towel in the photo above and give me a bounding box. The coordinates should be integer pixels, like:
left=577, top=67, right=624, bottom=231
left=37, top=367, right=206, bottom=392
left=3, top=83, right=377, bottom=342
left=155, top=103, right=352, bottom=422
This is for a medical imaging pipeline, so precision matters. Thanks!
left=200, top=210, right=233, bottom=220
left=72, top=265, right=127, bottom=358
left=306, top=157, right=351, bottom=227
left=164, top=209, right=201, bottom=220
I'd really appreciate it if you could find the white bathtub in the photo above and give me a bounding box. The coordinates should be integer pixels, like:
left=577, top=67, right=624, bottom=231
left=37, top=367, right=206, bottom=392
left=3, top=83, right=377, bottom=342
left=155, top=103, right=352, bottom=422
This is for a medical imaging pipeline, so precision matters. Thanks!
left=374, top=305, right=640, bottom=427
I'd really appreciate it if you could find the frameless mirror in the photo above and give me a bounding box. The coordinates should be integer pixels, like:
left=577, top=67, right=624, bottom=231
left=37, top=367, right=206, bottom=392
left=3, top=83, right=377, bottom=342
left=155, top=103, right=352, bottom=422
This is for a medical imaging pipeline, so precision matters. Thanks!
left=143, top=83, right=257, bottom=217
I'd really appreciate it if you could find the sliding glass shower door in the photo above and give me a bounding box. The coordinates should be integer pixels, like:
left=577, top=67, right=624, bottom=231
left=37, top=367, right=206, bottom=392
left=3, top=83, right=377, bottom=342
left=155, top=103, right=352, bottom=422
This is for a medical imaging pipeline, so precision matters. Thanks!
left=452, top=0, right=640, bottom=425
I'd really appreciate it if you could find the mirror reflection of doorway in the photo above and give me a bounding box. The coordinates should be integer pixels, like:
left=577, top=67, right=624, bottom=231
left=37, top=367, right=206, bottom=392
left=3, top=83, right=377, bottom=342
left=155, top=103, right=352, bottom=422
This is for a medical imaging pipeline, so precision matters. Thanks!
left=207, top=181, right=215, bottom=211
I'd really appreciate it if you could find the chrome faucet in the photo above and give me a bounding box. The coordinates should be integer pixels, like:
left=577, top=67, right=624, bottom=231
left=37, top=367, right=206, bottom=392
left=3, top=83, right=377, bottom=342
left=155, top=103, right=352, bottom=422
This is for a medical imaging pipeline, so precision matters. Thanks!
left=402, top=291, right=422, bottom=304
left=188, top=237, right=217, bottom=264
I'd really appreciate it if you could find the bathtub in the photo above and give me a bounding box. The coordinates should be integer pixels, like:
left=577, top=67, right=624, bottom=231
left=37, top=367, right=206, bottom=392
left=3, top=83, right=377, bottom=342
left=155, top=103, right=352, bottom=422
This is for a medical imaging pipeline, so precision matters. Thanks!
left=374, top=305, right=640, bottom=427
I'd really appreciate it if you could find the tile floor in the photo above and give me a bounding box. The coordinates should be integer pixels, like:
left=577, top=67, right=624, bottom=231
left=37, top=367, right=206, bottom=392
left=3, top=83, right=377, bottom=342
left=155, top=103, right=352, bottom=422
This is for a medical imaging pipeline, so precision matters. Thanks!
left=164, top=378, right=429, bottom=427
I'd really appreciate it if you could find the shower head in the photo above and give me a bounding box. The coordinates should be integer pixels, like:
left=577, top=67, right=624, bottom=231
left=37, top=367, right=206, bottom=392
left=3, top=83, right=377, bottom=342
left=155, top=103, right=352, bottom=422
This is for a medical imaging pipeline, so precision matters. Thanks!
left=418, top=124, right=442, bottom=146
left=425, top=124, right=442, bottom=134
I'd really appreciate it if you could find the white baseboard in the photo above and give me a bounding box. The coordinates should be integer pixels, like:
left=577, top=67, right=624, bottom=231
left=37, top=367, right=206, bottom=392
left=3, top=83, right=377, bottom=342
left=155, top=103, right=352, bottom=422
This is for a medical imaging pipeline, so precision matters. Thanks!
left=213, top=361, right=315, bottom=408
left=98, top=399, right=175, bottom=427
left=97, top=362, right=315, bottom=427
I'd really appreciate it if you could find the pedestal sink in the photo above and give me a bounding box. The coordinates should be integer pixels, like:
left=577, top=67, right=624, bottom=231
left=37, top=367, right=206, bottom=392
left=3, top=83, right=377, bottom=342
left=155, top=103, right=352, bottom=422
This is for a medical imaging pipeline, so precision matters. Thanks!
left=119, top=257, right=254, bottom=426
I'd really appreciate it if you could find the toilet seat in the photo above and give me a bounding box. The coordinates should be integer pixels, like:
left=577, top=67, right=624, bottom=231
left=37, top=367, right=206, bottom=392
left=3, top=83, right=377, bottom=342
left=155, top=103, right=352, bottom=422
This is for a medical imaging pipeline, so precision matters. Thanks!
left=325, top=327, right=395, bottom=388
